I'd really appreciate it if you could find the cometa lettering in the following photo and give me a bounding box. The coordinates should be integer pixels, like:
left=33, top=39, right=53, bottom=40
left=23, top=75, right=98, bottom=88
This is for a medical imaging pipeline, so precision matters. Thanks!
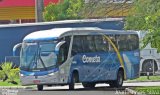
left=82, top=55, right=101, bottom=63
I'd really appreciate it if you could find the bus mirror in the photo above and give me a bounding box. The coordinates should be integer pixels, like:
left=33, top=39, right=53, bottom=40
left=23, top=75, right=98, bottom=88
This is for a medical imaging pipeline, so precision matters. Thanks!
left=55, top=41, right=66, bottom=54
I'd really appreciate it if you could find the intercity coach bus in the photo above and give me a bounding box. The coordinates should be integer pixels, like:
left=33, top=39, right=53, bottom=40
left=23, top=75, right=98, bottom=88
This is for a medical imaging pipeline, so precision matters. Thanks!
left=20, top=27, right=140, bottom=90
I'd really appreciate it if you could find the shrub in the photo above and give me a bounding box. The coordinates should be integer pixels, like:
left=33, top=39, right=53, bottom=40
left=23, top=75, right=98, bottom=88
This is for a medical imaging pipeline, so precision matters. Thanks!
left=7, top=68, right=20, bottom=84
left=0, top=70, right=5, bottom=80
left=0, top=62, right=20, bottom=84
left=1, top=62, right=13, bottom=81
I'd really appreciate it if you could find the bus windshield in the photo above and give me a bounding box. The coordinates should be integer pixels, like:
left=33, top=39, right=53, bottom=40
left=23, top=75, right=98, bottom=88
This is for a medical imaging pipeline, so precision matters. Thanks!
left=20, top=41, right=57, bottom=71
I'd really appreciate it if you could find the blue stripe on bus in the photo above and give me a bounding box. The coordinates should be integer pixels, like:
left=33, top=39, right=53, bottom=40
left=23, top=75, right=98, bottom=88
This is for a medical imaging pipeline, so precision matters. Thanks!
left=24, top=37, right=58, bottom=42
left=20, top=68, right=59, bottom=76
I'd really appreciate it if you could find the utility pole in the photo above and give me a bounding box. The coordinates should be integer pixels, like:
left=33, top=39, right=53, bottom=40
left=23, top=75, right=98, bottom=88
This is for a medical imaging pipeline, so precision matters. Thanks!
left=35, top=0, right=44, bottom=22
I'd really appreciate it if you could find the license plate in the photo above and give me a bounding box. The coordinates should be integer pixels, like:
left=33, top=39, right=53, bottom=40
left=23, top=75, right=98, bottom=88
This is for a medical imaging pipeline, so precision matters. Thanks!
left=33, top=80, right=40, bottom=84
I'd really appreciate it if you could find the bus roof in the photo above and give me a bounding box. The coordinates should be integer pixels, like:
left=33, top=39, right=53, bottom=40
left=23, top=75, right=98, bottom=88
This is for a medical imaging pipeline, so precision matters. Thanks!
left=23, top=27, right=137, bottom=42
left=23, top=27, right=101, bottom=42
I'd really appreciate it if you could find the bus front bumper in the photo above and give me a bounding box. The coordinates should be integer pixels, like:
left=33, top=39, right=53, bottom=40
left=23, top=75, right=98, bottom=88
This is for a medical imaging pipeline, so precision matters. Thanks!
left=20, top=73, right=59, bottom=86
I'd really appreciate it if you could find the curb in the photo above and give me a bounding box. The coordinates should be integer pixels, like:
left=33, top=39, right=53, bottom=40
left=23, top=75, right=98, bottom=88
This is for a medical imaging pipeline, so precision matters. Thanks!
left=0, top=86, right=35, bottom=89
left=124, top=80, right=160, bottom=83
left=125, top=88, right=146, bottom=95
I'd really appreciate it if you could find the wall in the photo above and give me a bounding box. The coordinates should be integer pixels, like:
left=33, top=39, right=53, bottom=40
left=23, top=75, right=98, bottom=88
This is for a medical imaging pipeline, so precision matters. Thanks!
left=0, top=18, right=124, bottom=63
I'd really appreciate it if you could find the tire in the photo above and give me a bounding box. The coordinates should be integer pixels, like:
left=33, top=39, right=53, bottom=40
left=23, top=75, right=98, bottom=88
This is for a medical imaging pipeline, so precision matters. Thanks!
left=109, top=82, right=115, bottom=88
left=142, top=60, right=158, bottom=75
left=69, top=73, right=79, bottom=90
left=82, top=82, right=95, bottom=88
left=37, top=85, right=43, bottom=91
left=109, top=70, right=123, bottom=88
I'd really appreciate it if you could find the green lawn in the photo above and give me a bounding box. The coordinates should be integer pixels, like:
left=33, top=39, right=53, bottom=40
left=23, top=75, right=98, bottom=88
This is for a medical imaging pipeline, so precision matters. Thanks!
left=134, top=87, right=160, bottom=95
left=127, top=76, right=160, bottom=82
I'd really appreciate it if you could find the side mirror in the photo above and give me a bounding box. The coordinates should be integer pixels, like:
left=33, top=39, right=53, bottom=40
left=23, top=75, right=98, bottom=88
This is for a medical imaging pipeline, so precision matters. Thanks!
left=13, top=43, right=22, bottom=56
left=55, top=41, right=66, bottom=54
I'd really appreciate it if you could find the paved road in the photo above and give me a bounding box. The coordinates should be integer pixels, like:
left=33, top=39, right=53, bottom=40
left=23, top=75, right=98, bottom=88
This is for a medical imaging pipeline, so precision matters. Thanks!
left=0, top=82, right=160, bottom=95
left=0, top=84, right=127, bottom=95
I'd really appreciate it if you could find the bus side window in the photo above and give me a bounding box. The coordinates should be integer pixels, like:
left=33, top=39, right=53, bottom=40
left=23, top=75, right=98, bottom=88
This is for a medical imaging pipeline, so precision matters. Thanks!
left=108, top=35, right=117, bottom=52
left=82, top=36, right=96, bottom=53
left=118, top=35, right=128, bottom=51
left=72, top=36, right=83, bottom=56
left=128, top=34, right=139, bottom=50
left=95, top=36, right=108, bottom=52
left=58, top=36, right=71, bottom=65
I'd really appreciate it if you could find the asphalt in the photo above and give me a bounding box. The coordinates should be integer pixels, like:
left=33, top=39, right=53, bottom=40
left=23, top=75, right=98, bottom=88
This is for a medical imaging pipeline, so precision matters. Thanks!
left=0, top=81, right=160, bottom=95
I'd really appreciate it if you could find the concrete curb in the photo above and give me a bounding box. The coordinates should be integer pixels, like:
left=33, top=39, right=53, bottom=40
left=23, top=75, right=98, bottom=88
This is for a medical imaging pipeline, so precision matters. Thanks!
left=125, top=88, right=146, bottom=95
left=0, top=86, right=35, bottom=89
left=124, top=80, right=160, bottom=83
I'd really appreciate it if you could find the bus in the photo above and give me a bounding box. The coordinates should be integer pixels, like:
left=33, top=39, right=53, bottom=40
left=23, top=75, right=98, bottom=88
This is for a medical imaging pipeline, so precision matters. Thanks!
left=20, top=27, right=140, bottom=90
left=137, top=31, right=160, bottom=75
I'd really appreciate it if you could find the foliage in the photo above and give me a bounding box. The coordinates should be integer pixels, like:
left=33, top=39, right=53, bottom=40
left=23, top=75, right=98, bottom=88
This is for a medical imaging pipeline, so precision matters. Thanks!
left=81, top=0, right=131, bottom=18
left=43, top=0, right=84, bottom=21
left=0, top=62, right=20, bottom=84
left=0, top=70, right=5, bottom=80
left=66, top=0, right=84, bottom=19
left=43, top=0, right=69, bottom=21
left=0, top=78, right=20, bottom=86
left=7, top=68, right=20, bottom=84
left=125, top=0, right=160, bottom=51
left=1, top=62, right=12, bottom=81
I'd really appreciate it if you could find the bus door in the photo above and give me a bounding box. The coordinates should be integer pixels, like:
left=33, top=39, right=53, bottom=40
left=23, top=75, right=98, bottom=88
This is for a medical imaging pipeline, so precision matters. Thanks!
left=57, top=36, right=71, bottom=83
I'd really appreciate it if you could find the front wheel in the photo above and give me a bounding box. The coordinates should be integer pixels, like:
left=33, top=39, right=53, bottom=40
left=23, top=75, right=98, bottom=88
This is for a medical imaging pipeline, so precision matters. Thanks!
left=69, top=73, right=78, bottom=90
left=82, top=82, right=96, bottom=88
left=109, top=70, right=123, bottom=88
left=37, top=85, right=43, bottom=91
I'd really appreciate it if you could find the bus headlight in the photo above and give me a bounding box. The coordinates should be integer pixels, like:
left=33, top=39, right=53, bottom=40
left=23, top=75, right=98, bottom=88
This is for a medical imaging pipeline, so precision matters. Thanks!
left=20, top=74, right=24, bottom=77
left=48, top=73, right=54, bottom=76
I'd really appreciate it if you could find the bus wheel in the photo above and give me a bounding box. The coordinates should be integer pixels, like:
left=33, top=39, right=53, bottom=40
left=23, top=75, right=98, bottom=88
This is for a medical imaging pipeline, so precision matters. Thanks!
left=82, top=83, right=95, bottom=88
left=109, top=70, right=123, bottom=88
left=69, top=73, right=78, bottom=90
left=37, top=85, right=43, bottom=91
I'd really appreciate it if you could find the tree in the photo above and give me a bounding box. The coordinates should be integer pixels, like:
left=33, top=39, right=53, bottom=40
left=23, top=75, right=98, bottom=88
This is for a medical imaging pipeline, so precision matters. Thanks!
left=81, top=0, right=131, bottom=18
left=43, top=0, right=84, bottom=21
left=43, top=0, right=69, bottom=21
left=67, top=0, right=84, bottom=19
left=43, top=0, right=131, bottom=21
left=125, top=0, right=160, bottom=51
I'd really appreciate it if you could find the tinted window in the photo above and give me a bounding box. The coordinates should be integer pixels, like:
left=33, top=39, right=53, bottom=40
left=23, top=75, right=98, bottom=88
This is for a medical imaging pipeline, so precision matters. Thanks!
left=95, top=35, right=109, bottom=52
left=127, top=34, right=139, bottom=50
left=58, top=36, right=71, bottom=65
left=108, top=35, right=117, bottom=52
left=117, top=35, right=128, bottom=51
left=117, top=34, right=139, bottom=51
left=85, top=36, right=96, bottom=52
left=72, top=36, right=84, bottom=56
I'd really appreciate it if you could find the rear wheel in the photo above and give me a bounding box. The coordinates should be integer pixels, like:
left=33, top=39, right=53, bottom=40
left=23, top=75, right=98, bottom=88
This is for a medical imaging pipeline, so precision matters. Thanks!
left=82, top=82, right=96, bottom=88
left=37, top=85, right=43, bottom=91
left=109, top=70, right=123, bottom=88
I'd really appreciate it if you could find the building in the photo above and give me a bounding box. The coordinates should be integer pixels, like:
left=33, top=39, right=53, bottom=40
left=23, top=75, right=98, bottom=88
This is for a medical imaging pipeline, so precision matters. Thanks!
left=0, top=0, right=59, bottom=24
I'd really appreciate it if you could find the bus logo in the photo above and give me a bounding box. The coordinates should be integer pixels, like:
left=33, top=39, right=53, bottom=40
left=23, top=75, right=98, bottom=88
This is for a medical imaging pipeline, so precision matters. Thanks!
left=82, top=55, right=101, bottom=63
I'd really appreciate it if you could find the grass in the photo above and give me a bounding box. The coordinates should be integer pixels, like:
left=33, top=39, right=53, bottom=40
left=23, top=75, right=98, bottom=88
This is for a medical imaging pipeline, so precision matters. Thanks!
left=134, top=87, right=160, bottom=95
left=0, top=78, right=21, bottom=86
left=127, top=76, right=160, bottom=82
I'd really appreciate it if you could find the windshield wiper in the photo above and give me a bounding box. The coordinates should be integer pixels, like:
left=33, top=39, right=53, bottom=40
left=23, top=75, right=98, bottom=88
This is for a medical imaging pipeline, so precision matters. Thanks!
left=26, top=43, right=48, bottom=71
left=27, top=49, right=38, bottom=71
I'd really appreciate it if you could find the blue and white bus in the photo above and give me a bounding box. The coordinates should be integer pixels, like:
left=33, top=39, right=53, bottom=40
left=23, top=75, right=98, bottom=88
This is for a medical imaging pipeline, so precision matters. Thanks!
left=20, top=27, right=140, bottom=90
